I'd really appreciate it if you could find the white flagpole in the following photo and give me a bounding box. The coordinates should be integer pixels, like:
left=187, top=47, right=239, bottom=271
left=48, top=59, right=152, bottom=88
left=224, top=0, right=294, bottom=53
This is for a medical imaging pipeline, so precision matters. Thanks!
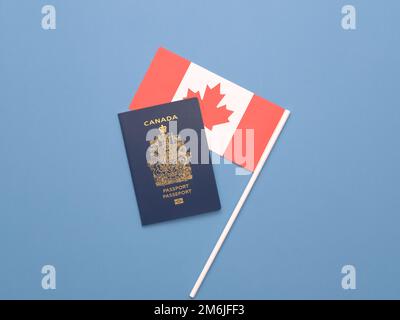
left=189, top=110, right=290, bottom=298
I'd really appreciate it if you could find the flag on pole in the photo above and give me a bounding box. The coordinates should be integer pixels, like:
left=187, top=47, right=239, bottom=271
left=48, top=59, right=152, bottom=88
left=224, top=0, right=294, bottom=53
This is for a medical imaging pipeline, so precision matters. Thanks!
left=129, top=47, right=290, bottom=297
left=130, top=47, right=289, bottom=172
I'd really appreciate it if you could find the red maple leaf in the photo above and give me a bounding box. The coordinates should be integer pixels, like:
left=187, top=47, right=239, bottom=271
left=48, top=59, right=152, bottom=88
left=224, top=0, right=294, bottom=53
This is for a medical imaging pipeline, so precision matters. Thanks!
left=185, top=83, right=233, bottom=130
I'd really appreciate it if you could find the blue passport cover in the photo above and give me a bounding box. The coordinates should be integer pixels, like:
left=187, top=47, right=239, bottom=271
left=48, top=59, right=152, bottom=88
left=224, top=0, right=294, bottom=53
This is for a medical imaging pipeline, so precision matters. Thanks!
left=118, top=98, right=221, bottom=225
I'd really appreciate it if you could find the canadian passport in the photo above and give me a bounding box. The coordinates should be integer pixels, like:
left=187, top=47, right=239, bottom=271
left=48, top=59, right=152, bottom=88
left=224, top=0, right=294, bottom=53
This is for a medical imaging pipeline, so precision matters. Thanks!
left=118, top=98, right=221, bottom=225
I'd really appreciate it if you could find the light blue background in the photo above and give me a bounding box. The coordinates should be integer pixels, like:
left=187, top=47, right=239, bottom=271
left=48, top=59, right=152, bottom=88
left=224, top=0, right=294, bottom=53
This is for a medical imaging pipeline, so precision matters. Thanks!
left=1, top=0, right=399, bottom=299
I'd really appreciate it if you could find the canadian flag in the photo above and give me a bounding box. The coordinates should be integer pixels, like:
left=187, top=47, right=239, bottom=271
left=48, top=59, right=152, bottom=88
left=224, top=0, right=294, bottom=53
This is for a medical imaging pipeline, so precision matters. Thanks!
left=130, top=47, right=290, bottom=172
